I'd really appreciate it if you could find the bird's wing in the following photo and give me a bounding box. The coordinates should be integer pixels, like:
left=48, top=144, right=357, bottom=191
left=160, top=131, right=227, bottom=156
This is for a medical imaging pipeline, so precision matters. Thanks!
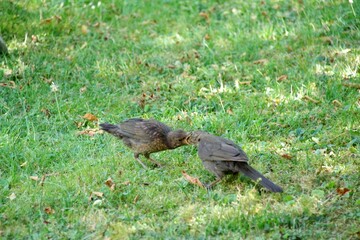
left=119, top=118, right=171, bottom=143
left=199, top=135, right=248, bottom=162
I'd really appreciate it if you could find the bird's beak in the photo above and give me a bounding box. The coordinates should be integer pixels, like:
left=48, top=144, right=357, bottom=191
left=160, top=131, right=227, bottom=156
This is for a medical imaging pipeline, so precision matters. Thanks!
left=185, top=133, right=192, bottom=144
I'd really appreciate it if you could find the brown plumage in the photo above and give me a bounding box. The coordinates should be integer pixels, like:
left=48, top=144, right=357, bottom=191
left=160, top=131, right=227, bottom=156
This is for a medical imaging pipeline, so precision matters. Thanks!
left=186, top=131, right=283, bottom=192
left=100, top=118, right=189, bottom=168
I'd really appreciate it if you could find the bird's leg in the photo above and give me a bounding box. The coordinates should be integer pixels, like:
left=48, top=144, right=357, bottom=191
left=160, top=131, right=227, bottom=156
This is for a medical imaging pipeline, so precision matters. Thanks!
left=134, top=153, right=148, bottom=169
left=144, top=153, right=163, bottom=168
left=202, top=178, right=222, bottom=190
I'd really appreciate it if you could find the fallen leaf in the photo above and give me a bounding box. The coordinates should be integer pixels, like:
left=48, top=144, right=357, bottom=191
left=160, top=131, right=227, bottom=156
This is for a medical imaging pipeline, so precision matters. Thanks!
left=92, top=191, right=104, bottom=198
left=30, top=176, right=39, bottom=181
left=0, top=81, right=16, bottom=88
left=41, top=18, right=53, bottom=24
left=93, top=199, right=102, bottom=206
left=199, top=12, right=209, bottom=21
left=342, top=82, right=360, bottom=89
left=253, top=59, right=268, bottom=65
left=312, top=137, right=320, bottom=144
left=335, top=48, right=351, bottom=55
left=81, top=25, right=89, bottom=35
left=20, top=161, right=27, bottom=167
left=41, top=108, right=51, bottom=118
left=277, top=75, right=288, bottom=82
left=80, top=86, right=87, bottom=93
left=281, top=154, right=293, bottom=160
left=83, top=113, right=98, bottom=122
left=332, top=100, right=342, bottom=107
left=321, top=36, right=333, bottom=45
left=74, top=121, right=83, bottom=128
left=31, top=35, right=38, bottom=43
left=336, top=188, right=350, bottom=196
left=9, top=193, right=16, bottom=201
left=54, top=15, right=62, bottom=22
left=105, top=177, right=115, bottom=191
left=77, top=129, right=102, bottom=137
left=226, top=108, right=233, bottom=115
left=122, top=181, right=131, bottom=185
left=44, top=207, right=55, bottom=214
left=204, top=34, right=210, bottom=40
left=302, top=95, right=320, bottom=104
left=43, top=220, right=51, bottom=224
left=133, top=195, right=139, bottom=204
left=238, top=81, right=252, bottom=85
left=182, top=171, right=204, bottom=188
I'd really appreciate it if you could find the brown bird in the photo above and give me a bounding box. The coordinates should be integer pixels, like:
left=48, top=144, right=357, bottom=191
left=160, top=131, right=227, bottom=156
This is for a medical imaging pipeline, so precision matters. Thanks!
left=186, top=131, right=283, bottom=192
left=100, top=118, right=189, bottom=168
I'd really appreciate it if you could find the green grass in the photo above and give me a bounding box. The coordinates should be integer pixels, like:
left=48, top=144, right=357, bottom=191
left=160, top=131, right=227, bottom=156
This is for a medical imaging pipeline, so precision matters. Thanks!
left=1, top=0, right=359, bottom=239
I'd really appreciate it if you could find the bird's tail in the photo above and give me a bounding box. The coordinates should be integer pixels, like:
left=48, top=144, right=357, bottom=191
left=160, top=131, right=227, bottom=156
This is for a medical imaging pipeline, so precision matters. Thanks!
left=99, top=123, right=124, bottom=138
left=237, top=163, right=283, bottom=192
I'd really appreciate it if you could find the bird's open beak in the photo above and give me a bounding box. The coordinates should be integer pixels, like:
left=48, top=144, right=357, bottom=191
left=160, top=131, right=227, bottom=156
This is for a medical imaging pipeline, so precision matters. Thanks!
left=185, top=133, right=192, bottom=144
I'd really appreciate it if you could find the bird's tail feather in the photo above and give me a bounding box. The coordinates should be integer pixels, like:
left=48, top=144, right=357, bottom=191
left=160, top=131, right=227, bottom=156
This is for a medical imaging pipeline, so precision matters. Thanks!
left=100, top=123, right=124, bottom=138
left=238, top=163, right=283, bottom=192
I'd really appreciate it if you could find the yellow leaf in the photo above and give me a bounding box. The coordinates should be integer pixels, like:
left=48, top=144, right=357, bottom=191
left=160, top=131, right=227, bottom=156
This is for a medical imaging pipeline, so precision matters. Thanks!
left=182, top=171, right=204, bottom=188
left=83, top=113, right=98, bottom=121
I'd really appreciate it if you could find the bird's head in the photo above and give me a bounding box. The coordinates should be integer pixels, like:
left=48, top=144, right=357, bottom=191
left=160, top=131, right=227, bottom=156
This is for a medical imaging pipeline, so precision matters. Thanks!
left=167, top=130, right=190, bottom=148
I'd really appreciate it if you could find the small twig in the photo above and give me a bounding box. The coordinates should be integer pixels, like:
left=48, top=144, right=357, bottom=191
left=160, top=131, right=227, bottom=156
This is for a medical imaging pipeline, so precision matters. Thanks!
left=342, top=82, right=360, bottom=89
left=302, top=95, right=320, bottom=104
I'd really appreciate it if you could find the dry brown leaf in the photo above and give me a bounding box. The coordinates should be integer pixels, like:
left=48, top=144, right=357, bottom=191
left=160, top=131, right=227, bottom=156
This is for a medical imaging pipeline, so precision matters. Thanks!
left=92, top=191, right=104, bottom=198
left=226, top=108, right=234, bottom=115
left=332, top=100, right=342, bottom=107
left=41, top=108, right=51, bottom=118
left=277, top=75, right=288, bottom=82
left=54, top=15, right=62, bottom=22
left=133, top=195, right=139, bottom=204
left=0, top=81, right=16, bottom=88
left=83, top=113, right=98, bottom=122
left=204, top=34, right=210, bottom=40
left=281, top=154, right=293, bottom=160
left=336, top=188, right=350, bottom=196
left=74, top=121, right=84, bottom=128
left=77, top=129, right=102, bottom=137
left=44, top=207, right=55, bottom=214
left=105, top=177, right=115, bottom=191
left=81, top=25, right=89, bottom=35
left=302, top=95, right=320, bottom=104
left=122, top=181, right=131, bottom=185
left=253, top=59, right=268, bottom=65
left=41, top=18, right=53, bottom=24
left=199, top=12, right=209, bottom=20
left=342, top=82, right=360, bottom=89
left=30, top=176, right=40, bottom=181
left=182, top=171, right=204, bottom=188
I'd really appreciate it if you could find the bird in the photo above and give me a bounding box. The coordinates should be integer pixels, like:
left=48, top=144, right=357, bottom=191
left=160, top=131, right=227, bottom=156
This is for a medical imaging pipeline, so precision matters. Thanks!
left=100, top=118, right=189, bottom=168
left=185, top=131, right=283, bottom=192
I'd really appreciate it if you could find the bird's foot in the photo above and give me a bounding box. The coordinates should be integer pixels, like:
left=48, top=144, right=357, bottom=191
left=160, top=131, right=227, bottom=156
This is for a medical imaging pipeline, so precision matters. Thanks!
left=201, top=182, right=213, bottom=191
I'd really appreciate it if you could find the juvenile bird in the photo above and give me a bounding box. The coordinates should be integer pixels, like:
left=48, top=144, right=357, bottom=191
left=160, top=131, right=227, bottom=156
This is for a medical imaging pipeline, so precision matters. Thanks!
left=186, top=131, right=283, bottom=192
left=100, top=118, right=189, bottom=168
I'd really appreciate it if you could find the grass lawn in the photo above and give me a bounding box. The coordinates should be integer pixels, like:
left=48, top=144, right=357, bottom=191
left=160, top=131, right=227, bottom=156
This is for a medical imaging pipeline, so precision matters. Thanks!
left=1, top=0, right=359, bottom=239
